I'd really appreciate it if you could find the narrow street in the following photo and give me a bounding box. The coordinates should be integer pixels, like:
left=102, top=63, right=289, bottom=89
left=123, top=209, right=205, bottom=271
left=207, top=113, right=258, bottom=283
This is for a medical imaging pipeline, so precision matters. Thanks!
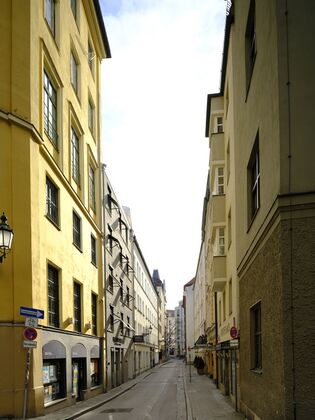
left=74, top=358, right=244, bottom=420
left=77, top=359, right=181, bottom=420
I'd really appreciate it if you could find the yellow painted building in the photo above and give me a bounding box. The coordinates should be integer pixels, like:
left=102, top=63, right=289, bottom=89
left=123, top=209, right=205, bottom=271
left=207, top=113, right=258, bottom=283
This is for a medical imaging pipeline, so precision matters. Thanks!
left=0, top=0, right=110, bottom=417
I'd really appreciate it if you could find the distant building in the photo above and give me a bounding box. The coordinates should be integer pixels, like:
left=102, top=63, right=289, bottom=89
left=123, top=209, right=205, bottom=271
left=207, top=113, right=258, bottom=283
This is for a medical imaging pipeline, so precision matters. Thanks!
left=166, top=309, right=176, bottom=356
left=183, top=278, right=195, bottom=363
left=152, top=269, right=167, bottom=361
left=175, top=301, right=185, bottom=357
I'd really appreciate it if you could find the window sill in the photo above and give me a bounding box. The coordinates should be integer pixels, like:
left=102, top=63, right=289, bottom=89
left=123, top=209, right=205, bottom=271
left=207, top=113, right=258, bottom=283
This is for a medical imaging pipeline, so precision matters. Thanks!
left=250, top=368, right=262, bottom=375
left=73, top=242, right=83, bottom=253
left=45, top=215, right=60, bottom=230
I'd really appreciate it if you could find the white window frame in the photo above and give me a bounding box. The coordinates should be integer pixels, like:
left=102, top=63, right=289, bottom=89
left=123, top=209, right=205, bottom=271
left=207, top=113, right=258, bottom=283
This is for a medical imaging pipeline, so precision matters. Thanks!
left=216, top=116, right=224, bottom=133
left=214, top=227, right=225, bottom=256
left=215, top=167, right=225, bottom=195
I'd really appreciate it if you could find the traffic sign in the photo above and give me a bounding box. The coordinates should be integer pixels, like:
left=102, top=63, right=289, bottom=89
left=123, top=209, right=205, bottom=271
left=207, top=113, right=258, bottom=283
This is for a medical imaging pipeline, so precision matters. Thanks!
left=23, top=340, right=37, bottom=349
left=23, top=327, right=37, bottom=341
left=25, top=317, right=38, bottom=328
left=230, top=326, right=238, bottom=339
left=20, top=306, right=44, bottom=319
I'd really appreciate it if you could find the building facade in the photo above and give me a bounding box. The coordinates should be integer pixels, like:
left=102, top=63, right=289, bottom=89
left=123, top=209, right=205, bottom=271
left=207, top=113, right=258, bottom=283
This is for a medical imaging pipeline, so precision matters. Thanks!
left=183, top=278, right=195, bottom=364
left=175, top=301, right=185, bottom=357
left=133, top=238, right=159, bottom=374
left=0, top=0, right=110, bottom=417
left=165, top=309, right=176, bottom=356
left=207, top=1, right=315, bottom=418
left=152, top=269, right=167, bottom=361
left=102, top=168, right=134, bottom=390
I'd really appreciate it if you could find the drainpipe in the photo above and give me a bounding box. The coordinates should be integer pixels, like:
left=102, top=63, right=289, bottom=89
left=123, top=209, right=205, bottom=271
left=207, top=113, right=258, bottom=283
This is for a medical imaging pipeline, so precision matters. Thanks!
left=214, top=292, right=219, bottom=388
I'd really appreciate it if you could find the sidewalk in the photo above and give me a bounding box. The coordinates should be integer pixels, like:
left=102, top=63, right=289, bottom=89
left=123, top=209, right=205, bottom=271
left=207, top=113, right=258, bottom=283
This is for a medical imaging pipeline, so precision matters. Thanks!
left=28, top=367, right=158, bottom=420
left=182, top=363, right=245, bottom=420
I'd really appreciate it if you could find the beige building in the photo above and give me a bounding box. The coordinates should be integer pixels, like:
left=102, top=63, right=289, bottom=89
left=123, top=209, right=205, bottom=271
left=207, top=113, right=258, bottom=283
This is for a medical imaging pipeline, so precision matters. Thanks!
left=207, top=1, right=315, bottom=418
left=0, top=0, right=110, bottom=417
left=152, top=269, right=167, bottom=361
left=133, top=238, right=159, bottom=374
left=102, top=168, right=134, bottom=389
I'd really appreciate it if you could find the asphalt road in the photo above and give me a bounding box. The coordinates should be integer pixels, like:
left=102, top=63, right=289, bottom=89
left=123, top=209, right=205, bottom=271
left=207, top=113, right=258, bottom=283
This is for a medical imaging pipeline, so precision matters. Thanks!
left=77, top=359, right=185, bottom=420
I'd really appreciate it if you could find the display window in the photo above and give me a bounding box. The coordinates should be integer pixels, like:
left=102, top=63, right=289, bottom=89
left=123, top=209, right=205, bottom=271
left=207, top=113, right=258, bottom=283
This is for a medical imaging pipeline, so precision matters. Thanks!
left=90, top=358, right=100, bottom=387
left=43, top=360, right=66, bottom=405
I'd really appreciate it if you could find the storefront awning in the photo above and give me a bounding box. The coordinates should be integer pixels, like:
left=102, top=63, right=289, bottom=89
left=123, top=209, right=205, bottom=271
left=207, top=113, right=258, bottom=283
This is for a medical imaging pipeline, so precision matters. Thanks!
left=42, top=340, right=66, bottom=359
left=72, top=343, right=87, bottom=358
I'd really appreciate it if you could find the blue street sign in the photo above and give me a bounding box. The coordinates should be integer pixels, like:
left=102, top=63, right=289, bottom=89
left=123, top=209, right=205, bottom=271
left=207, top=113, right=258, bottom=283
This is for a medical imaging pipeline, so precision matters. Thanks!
left=20, top=306, right=44, bottom=319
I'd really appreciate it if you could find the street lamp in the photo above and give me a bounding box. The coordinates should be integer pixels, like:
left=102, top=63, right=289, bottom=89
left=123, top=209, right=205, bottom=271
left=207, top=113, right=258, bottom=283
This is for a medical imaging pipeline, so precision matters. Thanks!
left=0, top=213, right=14, bottom=263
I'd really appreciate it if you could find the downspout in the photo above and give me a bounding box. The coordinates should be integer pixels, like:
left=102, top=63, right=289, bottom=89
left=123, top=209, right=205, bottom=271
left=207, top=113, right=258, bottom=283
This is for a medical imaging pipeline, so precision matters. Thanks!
left=214, top=292, right=219, bottom=388
left=284, top=2, right=296, bottom=418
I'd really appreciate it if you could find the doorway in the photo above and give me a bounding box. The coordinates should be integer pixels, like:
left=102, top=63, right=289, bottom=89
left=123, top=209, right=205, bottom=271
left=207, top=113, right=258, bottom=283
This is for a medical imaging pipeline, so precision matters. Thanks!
left=72, top=358, right=86, bottom=401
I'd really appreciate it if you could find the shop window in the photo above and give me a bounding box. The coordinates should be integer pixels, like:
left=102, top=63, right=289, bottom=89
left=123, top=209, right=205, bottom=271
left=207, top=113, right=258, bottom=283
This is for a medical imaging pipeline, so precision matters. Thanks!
left=90, top=358, right=100, bottom=387
left=43, top=360, right=66, bottom=405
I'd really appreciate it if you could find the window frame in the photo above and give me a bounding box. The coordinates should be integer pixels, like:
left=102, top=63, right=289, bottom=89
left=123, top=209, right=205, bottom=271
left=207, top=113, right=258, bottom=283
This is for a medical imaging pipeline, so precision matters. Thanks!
left=216, top=116, right=224, bottom=133
left=89, top=164, right=96, bottom=212
left=245, top=0, right=257, bottom=95
left=70, top=0, right=77, bottom=20
left=70, top=50, right=79, bottom=94
left=48, top=264, right=59, bottom=327
left=71, top=127, right=80, bottom=185
left=91, top=293, right=97, bottom=335
left=44, top=70, right=58, bottom=147
left=46, top=176, right=59, bottom=226
left=91, top=234, right=97, bottom=266
left=247, top=133, right=260, bottom=224
left=44, top=0, right=55, bottom=36
left=88, top=99, right=95, bottom=136
left=73, top=281, right=82, bottom=332
left=215, top=167, right=225, bottom=195
left=72, top=211, right=82, bottom=250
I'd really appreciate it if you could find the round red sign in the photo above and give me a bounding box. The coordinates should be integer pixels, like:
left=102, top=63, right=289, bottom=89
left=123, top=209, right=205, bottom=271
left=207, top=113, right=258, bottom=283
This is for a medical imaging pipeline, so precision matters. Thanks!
left=230, top=326, right=238, bottom=339
left=23, top=327, right=37, bottom=341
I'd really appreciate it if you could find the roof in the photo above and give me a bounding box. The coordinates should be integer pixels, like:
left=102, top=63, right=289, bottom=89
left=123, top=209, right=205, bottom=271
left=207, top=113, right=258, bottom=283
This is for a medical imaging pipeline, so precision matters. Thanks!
left=93, top=0, right=111, bottom=58
left=184, top=277, right=195, bottom=289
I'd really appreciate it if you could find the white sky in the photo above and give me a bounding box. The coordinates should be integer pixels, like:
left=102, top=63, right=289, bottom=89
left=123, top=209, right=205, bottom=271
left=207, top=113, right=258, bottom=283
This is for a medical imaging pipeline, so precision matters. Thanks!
left=99, top=0, right=226, bottom=309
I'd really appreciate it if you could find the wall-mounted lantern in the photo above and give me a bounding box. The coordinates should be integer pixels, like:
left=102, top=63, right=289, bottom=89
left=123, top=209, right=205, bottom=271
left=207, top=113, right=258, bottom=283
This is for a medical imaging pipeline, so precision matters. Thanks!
left=0, top=213, right=14, bottom=263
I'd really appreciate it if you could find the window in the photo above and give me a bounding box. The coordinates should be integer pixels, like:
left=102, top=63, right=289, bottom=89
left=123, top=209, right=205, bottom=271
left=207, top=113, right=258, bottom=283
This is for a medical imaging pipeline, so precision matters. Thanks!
left=120, top=279, right=124, bottom=301
left=88, top=40, right=94, bottom=72
left=88, top=100, right=94, bottom=135
left=108, top=266, right=114, bottom=292
left=91, top=293, right=97, bottom=335
left=214, top=227, right=225, bottom=256
left=126, top=316, right=130, bottom=337
left=90, top=359, right=100, bottom=387
left=91, top=235, right=96, bottom=265
left=215, top=167, right=224, bottom=195
left=107, top=187, right=112, bottom=215
left=126, top=286, right=130, bottom=307
left=245, top=0, right=257, bottom=90
left=109, top=305, right=114, bottom=331
left=46, top=177, right=59, bottom=225
left=44, top=71, right=57, bottom=146
left=45, top=0, right=55, bottom=35
left=73, top=211, right=81, bottom=249
left=73, top=282, right=81, bottom=332
left=120, top=313, right=124, bottom=335
left=70, top=51, right=78, bottom=93
left=71, top=0, right=77, bottom=20
left=251, top=302, right=262, bottom=370
left=43, top=360, right=65, bottom=405
left=48, top=264, right=59, bottom=327
left=248, top=135, right=260, bottom=221
left=71, top=127, right=80, bottom=184
left=89, top=165, right=96, bottom=212
left=226, top=140, right=231, bottom=183
left=216, top=116, right=223, bottom=133
left=107, top=225, right=113, bottom=253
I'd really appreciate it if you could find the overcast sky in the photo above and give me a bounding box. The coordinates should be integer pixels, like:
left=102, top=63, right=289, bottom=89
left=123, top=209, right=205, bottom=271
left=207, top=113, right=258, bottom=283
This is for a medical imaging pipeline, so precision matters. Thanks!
left=99, top=0, right=226, bottom=309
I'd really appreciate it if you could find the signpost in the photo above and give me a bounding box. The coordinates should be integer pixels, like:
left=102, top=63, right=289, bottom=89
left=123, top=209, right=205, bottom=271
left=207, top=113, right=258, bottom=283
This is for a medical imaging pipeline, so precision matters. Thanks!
left=20, top=306, right=44, bottom=419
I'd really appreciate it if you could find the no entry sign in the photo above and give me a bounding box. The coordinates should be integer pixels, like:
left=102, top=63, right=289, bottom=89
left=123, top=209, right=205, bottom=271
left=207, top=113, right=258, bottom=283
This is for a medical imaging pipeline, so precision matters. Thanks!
left=23, top=327, right=37, bottom=341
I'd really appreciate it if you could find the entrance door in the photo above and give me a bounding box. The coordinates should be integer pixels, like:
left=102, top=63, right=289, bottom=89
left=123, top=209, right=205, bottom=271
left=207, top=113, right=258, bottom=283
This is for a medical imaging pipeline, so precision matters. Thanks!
left=72, top=359, right=86, bottom=401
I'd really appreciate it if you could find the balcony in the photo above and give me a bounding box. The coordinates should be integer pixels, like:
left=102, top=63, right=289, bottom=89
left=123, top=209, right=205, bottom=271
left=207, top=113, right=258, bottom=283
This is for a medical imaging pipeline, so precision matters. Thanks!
left=210, top=132, right=224, bottom=162
left=210, top=194, right=225, bottom=225
left=211, top=255, right=226, bottom=292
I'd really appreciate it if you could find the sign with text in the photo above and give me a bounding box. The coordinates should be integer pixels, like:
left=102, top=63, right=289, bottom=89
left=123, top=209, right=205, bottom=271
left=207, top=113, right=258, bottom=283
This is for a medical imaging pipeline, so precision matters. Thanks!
left=20, top=306, right=44, bottom=319
left=23, top=340, right=37, bottom=349
left=25, top=317, right=38, bottom=328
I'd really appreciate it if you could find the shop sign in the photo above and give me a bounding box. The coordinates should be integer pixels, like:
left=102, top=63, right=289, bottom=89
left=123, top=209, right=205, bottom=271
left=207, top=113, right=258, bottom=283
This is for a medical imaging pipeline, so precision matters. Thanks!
left=230, top=339, right=239, bottom=348
left=23, top=340, right=37, bottom=349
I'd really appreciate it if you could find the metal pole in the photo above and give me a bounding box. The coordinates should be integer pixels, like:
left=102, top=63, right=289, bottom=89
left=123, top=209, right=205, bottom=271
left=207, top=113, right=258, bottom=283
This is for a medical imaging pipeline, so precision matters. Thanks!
left=22, top=348, right=31, bottom=419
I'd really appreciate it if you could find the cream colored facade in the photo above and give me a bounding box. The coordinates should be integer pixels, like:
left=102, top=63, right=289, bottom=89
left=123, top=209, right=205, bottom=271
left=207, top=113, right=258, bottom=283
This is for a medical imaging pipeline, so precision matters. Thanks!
left=206, top=1, right=315, bottom=419
left=133, top=238, right=159, bottom=374
left=0, top=0, right=110, bottom=417
left=152, top=270, right=167, bottom=361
